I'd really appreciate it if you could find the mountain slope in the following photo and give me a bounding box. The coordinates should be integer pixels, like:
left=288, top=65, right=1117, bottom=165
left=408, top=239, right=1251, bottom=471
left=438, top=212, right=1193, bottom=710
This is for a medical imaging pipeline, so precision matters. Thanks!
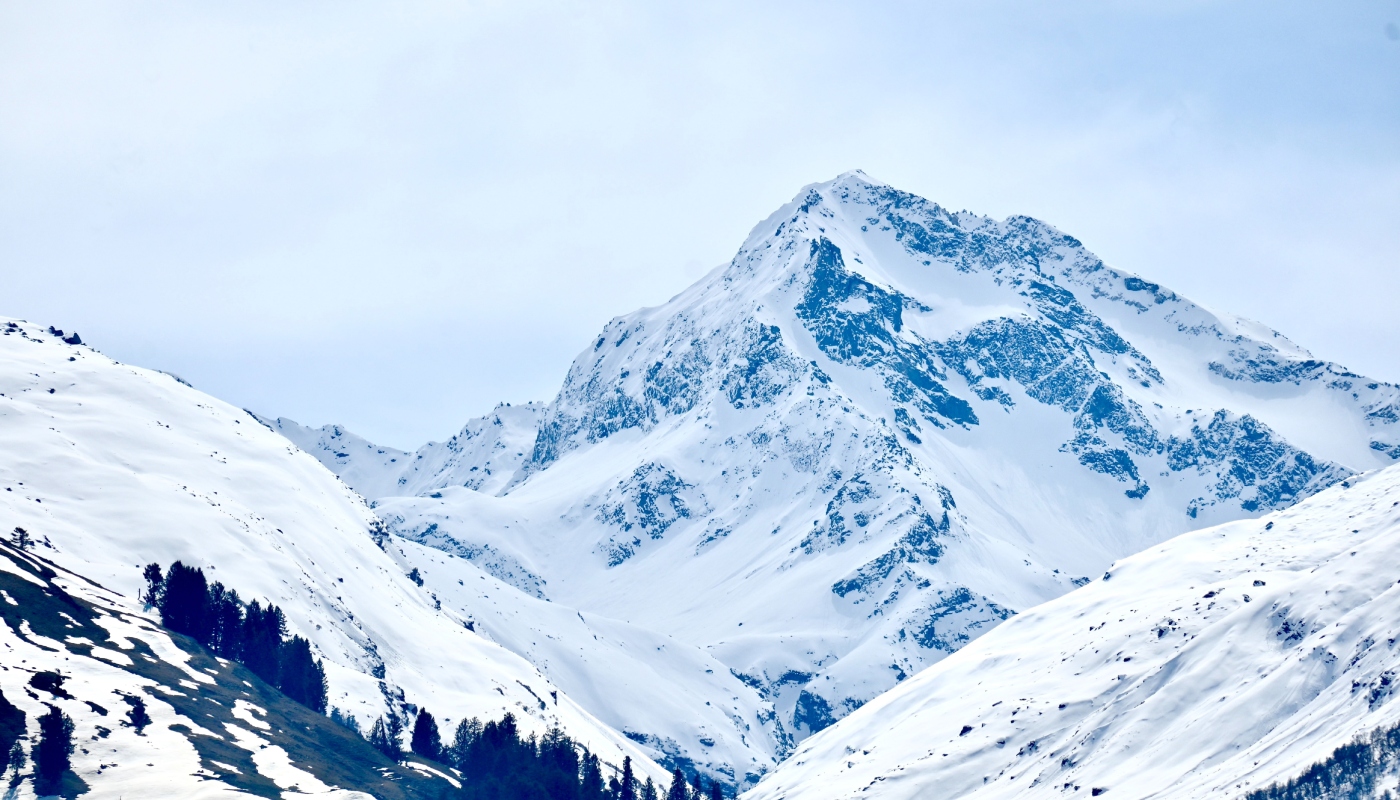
left=744, top=463, right=1400, bottom=800
left=0, top=540, right=451, bottom=798
left=0, top=318, right=663, bottom=783
left=279, top=172, right=1400, bottom=785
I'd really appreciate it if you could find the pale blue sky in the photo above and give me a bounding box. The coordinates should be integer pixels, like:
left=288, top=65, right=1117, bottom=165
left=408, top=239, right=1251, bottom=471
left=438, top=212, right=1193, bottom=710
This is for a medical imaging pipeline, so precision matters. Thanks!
left=3, top=1, right=1398, bottom=447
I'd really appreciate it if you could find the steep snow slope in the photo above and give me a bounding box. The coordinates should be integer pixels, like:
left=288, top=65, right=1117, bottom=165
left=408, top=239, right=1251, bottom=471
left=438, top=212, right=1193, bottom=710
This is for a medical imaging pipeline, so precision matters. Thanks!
left=745, top=463, right=1400, bottom=800
left=283, top=172, right=1400, bottom=785
left=0, top=318, right=661, bottom=779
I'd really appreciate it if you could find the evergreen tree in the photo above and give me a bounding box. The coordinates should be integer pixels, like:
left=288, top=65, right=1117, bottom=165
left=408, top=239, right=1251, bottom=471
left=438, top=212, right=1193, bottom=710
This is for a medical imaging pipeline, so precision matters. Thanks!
left=443, top=710, right=640, bottom=800
left=449, top=716, right=482, bottom=768
left=369, top=716, right=402, bottom=761
left=385, top=713, right=406, bottom=763
left=159, top=561, right=211, bottom=643
left=0, top=690, right=24, bottom=778
left=667, top=768, right=689, bottom=800
left=691, top=773, right=706, bottom=800
left=709, top=780, right=724, bottom=800
left=6, top=742, right=24, bottom=781
left=207, top=582, right=244, bottom=660
left=34, top=705, right=74, bottom=793
left=241, top=600, right=285, bottom=686
left=140, top=562, right=328, bottom=716
left=621, top=756, right=637, bottom=800
left=410, top=709, right=443, bottom=762
left=278, top=636, right=327, bottom=713
left=581, top=751, right=606, bottom=799
left=538, top=726, right=579, bottom=797
left=329, top=707, right=361, bottom=736
left=141, top=562, right=164, bottom=606
left=11, top=527, right=30, bottom=551
left=642, top=776, right=659, bottom=800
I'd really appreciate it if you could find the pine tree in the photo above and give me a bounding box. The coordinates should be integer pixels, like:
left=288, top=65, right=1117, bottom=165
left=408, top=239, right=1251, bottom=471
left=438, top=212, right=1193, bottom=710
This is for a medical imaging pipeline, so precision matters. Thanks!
left=159, top=561, right=211, bottom=643
left=369, top=716, right=402, bottom=761
left=34, top=705, right=74, bottom=793
left=141, top=562, right=164, bottom=606
left=207, top=582, right=244, bottom=660
left=449, top=716, right=482, bottom=768
left=278, top=636, right=327, bottom=713
left=411, top=709, right=443, bottom=762
left=6, top=742, right=24, bottom=780
left=691, top=773, right=706, bottom=800
left=709, top=780, right=724, bottom=800
left=667, top=769, right=689, bottom=800
left=0, top=690, right=24, bottom=778
left=330, top=707, right=361, bottom=736
left=621, top=756, right=637, bottom=800
left=241, top=600, right=285, bottom=686
left=642, top=776, right=659, bottom=800
left=581, top=751, right=606, bottom=799
left=11, top=527, right=31, bottom=551
left=387, top=713, right=405, bottom=757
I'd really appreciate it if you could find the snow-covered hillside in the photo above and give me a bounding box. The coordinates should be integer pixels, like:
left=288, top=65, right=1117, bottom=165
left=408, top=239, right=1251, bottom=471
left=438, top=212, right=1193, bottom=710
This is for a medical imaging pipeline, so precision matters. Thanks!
left=276, top=172, right=1400, bottom=786
left=0, top=318, right=663, bottom=788
left=745, top=462, right=1400, bottom=800
left=0, top=540, right=449, bottom=798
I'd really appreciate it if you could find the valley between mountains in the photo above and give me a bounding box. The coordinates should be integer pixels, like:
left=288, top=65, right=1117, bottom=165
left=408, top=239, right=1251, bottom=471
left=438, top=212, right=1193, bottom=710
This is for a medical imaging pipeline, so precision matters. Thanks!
left=4, top=172, right=1398, bottom=798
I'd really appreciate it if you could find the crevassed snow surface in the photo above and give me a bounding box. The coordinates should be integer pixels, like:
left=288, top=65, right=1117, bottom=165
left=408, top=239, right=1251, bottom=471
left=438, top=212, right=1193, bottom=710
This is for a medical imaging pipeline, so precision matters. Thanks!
left=0, top=319, right=663, bottom=781
left=276, top=172, right=1400, bottom=785
left=745, top=464, right=1400, bottom=799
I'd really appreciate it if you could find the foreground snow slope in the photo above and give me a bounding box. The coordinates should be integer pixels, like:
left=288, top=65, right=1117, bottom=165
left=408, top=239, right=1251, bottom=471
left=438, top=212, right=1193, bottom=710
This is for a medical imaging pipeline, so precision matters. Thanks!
left=746, top=463, right=1400, bottom=799
left=283, top=172, right=1400, bottom=785
left=0, top=541, right=449, bottom=798
left=0, top=318, right=661, bottom=778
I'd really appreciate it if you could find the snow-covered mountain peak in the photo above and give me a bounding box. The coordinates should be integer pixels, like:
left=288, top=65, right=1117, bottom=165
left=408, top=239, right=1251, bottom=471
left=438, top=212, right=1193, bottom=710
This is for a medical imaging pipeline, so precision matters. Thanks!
left=270, top=174, right=1400, bottom=787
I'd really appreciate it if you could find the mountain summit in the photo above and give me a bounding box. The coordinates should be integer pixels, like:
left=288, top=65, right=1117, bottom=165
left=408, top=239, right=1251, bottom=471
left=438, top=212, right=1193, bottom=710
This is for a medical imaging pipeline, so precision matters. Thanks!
left=282, top=172, right=1400, bottom=785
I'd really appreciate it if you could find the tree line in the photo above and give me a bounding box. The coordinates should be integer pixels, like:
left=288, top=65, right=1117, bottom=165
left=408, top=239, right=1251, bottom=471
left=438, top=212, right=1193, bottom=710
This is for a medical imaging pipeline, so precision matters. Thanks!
left=365, top=707, right=729, bottom=800
left=142, top=561, right=328, bottom=712
left=1246, top=715, right=1400, bottom=799
left=143, top=561, right=729, bottom=799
